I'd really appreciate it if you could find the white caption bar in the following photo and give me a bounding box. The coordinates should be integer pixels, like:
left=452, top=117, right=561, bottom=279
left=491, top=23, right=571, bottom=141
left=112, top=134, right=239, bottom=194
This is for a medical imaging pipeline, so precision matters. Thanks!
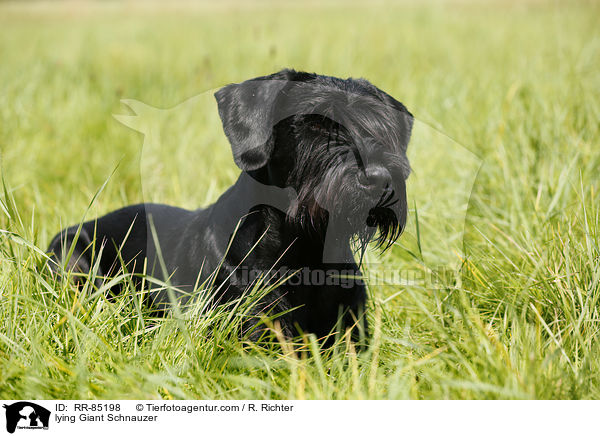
left=0, top=400, right=595, bottom=436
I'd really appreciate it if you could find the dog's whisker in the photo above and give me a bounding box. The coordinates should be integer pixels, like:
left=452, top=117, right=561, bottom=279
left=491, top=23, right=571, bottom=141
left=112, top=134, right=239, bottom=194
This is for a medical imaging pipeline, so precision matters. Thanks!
left=382, top=198, right=399, bottom=209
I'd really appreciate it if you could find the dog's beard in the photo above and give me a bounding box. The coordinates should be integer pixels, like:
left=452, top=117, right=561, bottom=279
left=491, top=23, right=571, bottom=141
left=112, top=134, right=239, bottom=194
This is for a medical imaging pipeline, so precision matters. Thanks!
left=287, top=171, right=404, bottom=263
left=349, top=188, right=404, bottom=265
left=283, top=120, right=405, bottom=261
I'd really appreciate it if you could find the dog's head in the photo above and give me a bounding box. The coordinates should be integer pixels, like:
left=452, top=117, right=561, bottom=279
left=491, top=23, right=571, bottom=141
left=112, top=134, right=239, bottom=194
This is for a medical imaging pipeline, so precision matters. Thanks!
left=215, top=69, right=413, bottom=253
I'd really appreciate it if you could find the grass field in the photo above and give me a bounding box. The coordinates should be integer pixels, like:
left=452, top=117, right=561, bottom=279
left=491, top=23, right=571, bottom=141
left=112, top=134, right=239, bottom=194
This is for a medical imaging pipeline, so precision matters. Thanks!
left=1, top=0, right=599, bottom=399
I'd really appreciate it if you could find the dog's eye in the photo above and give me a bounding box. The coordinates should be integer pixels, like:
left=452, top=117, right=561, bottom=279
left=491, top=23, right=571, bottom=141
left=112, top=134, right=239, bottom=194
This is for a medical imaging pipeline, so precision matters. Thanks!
left=330, top=143, right=353, bottom=156
left=308, top=123, right=329, bottom=134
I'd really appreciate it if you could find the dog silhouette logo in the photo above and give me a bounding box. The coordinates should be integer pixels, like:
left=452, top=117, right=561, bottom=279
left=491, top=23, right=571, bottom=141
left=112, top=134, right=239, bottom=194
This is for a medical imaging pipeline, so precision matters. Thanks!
left=2, top=402, right=50, bottom=433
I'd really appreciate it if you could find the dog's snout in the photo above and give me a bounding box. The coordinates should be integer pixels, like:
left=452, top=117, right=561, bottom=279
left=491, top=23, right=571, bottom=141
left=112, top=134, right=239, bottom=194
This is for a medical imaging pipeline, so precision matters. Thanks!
left=359, top=166, right=392, bottom=193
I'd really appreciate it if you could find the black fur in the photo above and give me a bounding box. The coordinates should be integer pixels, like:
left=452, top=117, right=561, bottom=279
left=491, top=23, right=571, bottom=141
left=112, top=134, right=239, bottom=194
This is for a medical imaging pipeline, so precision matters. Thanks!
left=47, top=69, right=413, bottom=344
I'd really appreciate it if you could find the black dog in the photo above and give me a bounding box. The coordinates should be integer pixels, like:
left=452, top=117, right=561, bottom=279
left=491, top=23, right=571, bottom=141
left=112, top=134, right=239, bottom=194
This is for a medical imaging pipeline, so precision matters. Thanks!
left=47, top=69, right=413, bottom=343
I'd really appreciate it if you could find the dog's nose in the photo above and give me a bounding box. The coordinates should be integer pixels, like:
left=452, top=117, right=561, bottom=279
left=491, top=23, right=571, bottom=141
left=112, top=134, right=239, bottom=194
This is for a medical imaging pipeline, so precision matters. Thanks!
left=359, top=166, right=392, bottom=193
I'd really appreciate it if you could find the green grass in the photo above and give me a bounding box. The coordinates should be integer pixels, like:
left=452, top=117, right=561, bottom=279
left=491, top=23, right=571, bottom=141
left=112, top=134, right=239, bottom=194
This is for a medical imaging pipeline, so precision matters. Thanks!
left=1, top=0, right=599, bottom=399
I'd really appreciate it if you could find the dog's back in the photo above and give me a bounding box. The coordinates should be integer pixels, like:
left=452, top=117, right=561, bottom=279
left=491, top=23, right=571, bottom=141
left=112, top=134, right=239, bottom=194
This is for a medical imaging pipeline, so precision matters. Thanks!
left=46, top=203, right=193, bottom=296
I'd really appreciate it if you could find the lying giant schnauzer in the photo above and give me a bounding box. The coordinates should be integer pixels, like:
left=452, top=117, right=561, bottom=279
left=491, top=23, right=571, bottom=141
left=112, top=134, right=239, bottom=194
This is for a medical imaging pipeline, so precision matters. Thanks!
left=47, top=69, right=413, bottom=343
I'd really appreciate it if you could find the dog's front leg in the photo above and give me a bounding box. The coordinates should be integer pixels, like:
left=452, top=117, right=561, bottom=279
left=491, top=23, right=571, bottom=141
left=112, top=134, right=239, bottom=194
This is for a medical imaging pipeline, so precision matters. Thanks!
left=241, top=290, right=297, bottom=343
left=344, top=297, right=369, bottom=347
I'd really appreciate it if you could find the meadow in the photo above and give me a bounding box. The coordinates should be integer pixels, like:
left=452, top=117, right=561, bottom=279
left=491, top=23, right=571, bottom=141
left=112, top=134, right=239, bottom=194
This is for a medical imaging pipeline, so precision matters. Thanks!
left=0, top=0, right=599, bottom=399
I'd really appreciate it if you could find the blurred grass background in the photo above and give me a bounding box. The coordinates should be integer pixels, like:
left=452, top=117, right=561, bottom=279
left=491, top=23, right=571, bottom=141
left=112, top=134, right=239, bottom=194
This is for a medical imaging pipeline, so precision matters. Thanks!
left=0, top=0, right=599, bottom=399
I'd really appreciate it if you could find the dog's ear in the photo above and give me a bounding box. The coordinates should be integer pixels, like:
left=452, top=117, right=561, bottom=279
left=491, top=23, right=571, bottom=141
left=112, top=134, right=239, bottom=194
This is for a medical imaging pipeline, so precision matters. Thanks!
left=215, top=78, right=288, bottom=171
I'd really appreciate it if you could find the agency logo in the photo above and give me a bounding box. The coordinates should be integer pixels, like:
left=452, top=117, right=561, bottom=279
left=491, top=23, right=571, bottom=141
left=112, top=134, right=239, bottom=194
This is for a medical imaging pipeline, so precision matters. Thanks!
left=2, top=402, right=50, bottom=434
